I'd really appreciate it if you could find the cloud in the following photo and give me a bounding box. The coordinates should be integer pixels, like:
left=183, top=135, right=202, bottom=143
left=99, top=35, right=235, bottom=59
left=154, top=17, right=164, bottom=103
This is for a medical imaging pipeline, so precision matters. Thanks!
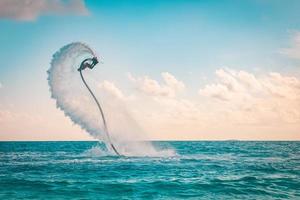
left=199, top=69, right=263, bottom=101
left=128, top=72, right=185, bottom=98
left=127, top=70, right=300, bottom=127
left=123, top=69, right=300, bottom=139
left=198, top=68, right=300, bottom=125
left=161, top=72, right=185, bottom=92
left=280, top=31, right=300, bottom=59
left=0, top=82, right=2, bottom=89
left=98, top=80, right=126, bottom=100
left=0, top=0, right=89, bottom=21
left=199, top=83, right=231, bottom=101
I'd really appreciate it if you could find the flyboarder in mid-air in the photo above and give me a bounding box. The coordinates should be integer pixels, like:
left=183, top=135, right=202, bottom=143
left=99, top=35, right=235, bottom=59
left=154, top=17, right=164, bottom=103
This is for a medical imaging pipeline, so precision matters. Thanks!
left=78, top=57, right=99, bottom=71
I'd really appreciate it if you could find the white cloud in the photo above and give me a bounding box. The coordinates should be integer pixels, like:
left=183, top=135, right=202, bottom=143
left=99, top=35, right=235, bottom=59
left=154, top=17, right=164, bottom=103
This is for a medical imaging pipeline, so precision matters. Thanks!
left=128, top=72, right=185, bottom=98
left=199, top=69, right=263, bottom=101
left=280, top=31, right=300, bottom=59
left=0, top=82, right=2, bottom=89
left=161, top=72, right=185, bottom=92
left=124, top=70, right=299, bottom=139
left=0, top=0, right=89, bottom=21
left=98, top=80, right=126, bottom=100
left=199, top=83, right=231, bottom=101
left=198, top=68, right=300, bottom=126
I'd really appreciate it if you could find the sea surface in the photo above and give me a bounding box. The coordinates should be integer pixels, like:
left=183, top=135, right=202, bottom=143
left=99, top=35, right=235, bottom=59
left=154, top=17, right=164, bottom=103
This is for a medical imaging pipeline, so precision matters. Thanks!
left=0, top=141, right=299, bottom=199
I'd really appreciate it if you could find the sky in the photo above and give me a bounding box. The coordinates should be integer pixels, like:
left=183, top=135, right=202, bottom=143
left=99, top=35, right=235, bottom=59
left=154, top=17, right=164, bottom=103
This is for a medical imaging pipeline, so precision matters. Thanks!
left=0, top=0, right=300, bottom=141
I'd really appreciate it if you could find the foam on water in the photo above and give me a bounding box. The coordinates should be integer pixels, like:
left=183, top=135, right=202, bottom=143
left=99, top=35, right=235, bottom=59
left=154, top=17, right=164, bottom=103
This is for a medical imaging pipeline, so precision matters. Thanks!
left=85, top=144, right=176, bottom=157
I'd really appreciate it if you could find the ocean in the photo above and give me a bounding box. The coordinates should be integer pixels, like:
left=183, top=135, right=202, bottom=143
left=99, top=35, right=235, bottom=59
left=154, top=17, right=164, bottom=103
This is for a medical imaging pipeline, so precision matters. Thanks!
left=0, top=141, right=299, bottom=199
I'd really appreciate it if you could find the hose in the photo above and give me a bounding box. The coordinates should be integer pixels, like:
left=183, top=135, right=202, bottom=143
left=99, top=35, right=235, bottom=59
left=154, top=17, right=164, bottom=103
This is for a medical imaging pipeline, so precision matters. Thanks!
left=79, top=69, right=120, bottom=156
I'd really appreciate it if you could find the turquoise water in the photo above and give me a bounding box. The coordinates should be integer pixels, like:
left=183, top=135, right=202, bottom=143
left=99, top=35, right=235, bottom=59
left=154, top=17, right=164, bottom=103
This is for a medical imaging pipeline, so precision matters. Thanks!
left=0, top=141, right=299, bottom=199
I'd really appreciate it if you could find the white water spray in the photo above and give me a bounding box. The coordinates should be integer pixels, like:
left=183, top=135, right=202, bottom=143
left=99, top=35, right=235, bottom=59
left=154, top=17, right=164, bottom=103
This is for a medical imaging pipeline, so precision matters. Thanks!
left=47, top=42, right=175, bottom=157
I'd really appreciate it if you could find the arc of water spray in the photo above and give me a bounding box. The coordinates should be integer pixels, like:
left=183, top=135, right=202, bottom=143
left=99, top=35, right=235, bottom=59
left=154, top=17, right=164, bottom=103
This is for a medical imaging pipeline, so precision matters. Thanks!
left=78, top=57, right=120, bottom=156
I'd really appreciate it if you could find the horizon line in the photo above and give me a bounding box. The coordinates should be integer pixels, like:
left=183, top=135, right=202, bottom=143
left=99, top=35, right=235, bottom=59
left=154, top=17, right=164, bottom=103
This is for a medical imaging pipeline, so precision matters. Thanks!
left=0, top=140, right=299, bottom=142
